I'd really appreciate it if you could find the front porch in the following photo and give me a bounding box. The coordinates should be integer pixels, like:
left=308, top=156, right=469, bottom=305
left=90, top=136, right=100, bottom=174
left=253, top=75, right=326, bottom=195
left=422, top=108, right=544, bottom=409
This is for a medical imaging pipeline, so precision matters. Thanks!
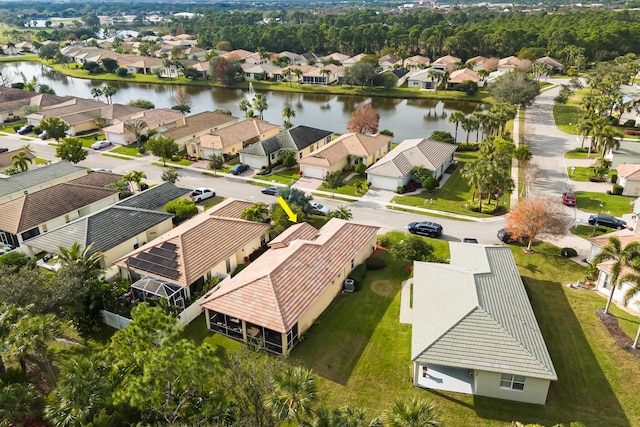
left=415, top=364, right=475, bottom=395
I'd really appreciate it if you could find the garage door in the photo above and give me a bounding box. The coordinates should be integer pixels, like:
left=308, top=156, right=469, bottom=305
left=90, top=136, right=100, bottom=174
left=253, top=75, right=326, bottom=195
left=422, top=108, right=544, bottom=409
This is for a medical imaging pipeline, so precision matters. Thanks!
left=369, top=174, right=400, bottom=191
left=302, top=165, right=326, bottom=179
left=240, top=154, right=265, bottom=170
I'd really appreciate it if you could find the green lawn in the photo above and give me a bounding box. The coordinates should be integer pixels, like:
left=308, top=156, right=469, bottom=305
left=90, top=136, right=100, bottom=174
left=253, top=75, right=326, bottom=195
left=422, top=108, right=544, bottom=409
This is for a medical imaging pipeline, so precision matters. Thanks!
left=391, top=152, right=508, bottom=218
left=110, top=145, right=142, bottom=157
left=254, top=167, right=300, bottom=185
left=567, top=166, right=612, bottom=182
left=102, top=153, right=132, bottom=161
left=570, top=224, right=610, bottom=239
left=552, top=88, right=589, bottom=134
left=76, top=134, right=106, bottom=148
left=318, top=173, right=368, bottom=197
left=564, top=148, right=602, bottom=159
left=0, top=121, right=25, bottom=133
left=34, top=158, right=50, bottom=165
left=574, top=191, right=635, bottom=217
left=165, top=158, right=195, bottom=167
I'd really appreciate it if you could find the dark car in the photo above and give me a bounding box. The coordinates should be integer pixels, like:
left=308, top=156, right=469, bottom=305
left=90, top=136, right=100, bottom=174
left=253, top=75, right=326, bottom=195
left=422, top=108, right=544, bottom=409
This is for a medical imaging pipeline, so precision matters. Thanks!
left=261, top=186, right=279, bottom=195
left=408, top=221, right=443, bottom=238
left=230, top=163, right=249, bottom=175
left=588, top=214, right=626, bottom=230
left=497, top=228, right=525, bottom=244
left=562, top=192, right=577, bottom=206
left=0, top=147, right=8, bottom=153
left=17, top=124, right=34, bottom=135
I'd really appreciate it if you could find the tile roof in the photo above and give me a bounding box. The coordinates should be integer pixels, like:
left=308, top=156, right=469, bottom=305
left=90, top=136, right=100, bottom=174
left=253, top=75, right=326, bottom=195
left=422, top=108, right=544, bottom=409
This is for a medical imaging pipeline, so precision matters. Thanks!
left=24, top=206, right=173, bottom=256
left=448, top=68, right=480, bottom=83
left=207, top=198, right=256, bottom=219
left=223, top=49, right=256, bottom=61
left=116, top=182, right=190, bottom=210
left=116, top=199, right=270, bottom=288
left=0, top=149, right=36, bottom=169
left=412, top=243, right=557, bottom=381
left=299, top=133, right=392, bottom=167
left=366, top=138, right=456, bottom=178
left=198, top=119, right=279, bottom=151
left=161, top=111, right=238, bottom=140
left=466, top=55, right=488, bottom=64
left=322, top=52, right=349, bottom=62
left=68, top=171, right=123, bottom=188
left=0, top=183, right=118, bottom=234
left=404, top=55, right=431, bottom=66
left=616, top=164, right=640, bottom=179
left=379, top=54, right=401, bottom=64
left=0, top=161, right=87, bottom=199
left=239, top=125, right=333, bottom=156
left=432, top=55, right=461, bottom=65
left=588, top=228, right=640, bottom=248
left=201, top=219, right=379, bottom=333
left=536, top=56, right=563, bottom=68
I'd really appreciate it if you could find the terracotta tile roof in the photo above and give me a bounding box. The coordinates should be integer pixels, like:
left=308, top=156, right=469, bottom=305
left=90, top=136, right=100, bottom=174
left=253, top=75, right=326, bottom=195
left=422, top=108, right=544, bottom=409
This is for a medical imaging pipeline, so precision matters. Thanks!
left=0, top=149, right=35, bottom=169
left=299, top=133, right=392, bottom=167
left=404, top=55, right=431, bottom=65
left=597, top=259, right=634, bottom=277
left=616, top=164, right=640, bottom=180
left=274, top=64, right=315, bottom=75
left=304, top=64, right=343, bottom=77
left=432, top=55, right=461, bottom=65
left=223, top=49, right=255, bottom=61
left=198, top=119, right=279, bottom=151
left=161, top=111, right=238, bottom=141
left=208, top=199, right=257, bottom=219
left=448, top=68, right=480, bottom=83
left=269, top=222, right=319, bottom=248
left=588, top=229, right=640, bottom=248
left=379, top=54, right=401, bottom=64
left=536, top=56, right=563, bottom=68
left=116, top=199, right=270, bottom=288
left=68, top=171, right=123, bottom=187
left=498, top=56, right=522, bottom=68
left=201, top=219, right=379, bottom=333
left=466, top=55, right=488, bottom=64
left=0, top=183, right=118, bottom=234
left=322, top=52, right=349, bottom=62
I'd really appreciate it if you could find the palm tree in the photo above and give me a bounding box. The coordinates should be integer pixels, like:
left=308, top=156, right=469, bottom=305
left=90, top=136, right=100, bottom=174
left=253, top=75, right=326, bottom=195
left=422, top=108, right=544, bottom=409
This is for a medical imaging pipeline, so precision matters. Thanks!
left=240, top=203, right=269, bottom=222
left=292, top=68, right=303, bottom=84
left=238, top=99, right=253, bottom=118
left=58, top=242, right=103, bottom=279
left=102, top=84, right=117, bottom=104
left=461, top=116, right=474, bottom=144
left=578, top=119, right=593, bottom=149
left=320, top=69, right=331, bottom=85
left=590, top=237, right=640, bottom=314
left=253, top=93, right=268, bottom=120
left=0, top=304, right=30, bottom=374
left=282, top=105, right=296, bottom=129
left=90, top=87, right=103, bottom=101
left=123, top=170, right=147, bottom=193
left=0, top=383, right=41, bottom=427
left=329, top=206, right=353, bottom=220
left=598, top=125, right=620, bottom=158
left=266, top=365, right=318, bottom=424
left=383, top=398, right=441, bottom=427
left=10, top=150, right=32, bottom=172
left=448, top=111, right=465, bottom=143
left=282, top=68, right=292, bottom=86
left=124, top=119, right=147, bottom=149
left=426, top=69, right=442, bottom=91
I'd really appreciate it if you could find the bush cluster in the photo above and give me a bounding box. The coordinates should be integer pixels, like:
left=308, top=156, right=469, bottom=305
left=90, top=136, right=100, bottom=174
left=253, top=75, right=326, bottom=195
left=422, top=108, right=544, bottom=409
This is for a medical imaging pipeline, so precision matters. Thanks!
left=365, top=257, right=387, bottom=270
left=561, top=247, right=578, bottom=257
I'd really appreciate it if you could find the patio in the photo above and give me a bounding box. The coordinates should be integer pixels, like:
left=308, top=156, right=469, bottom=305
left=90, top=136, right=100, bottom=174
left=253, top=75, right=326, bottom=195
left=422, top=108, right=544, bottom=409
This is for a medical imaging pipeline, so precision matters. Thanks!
left=416, top=364, right=475, bottom=395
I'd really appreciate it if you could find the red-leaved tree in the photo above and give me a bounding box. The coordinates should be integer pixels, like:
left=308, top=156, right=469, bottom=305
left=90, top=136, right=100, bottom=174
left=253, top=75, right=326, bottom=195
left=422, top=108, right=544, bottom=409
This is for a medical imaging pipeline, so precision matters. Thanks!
left=347, top=103, right=380, bottom=135
left=505, top=197, right=567, bottom=252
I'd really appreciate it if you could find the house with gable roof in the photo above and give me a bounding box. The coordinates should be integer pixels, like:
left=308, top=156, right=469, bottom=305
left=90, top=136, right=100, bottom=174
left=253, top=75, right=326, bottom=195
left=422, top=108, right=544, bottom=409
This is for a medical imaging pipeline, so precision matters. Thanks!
left=412, top=243, right=557, bottom=405
left=160, top=111, right=239, bottom=152
left=366, top=138, right=457, bottom=191
left=446, top=68, right=482, bottom=89
left=201, top=218, right=379, bottom=355
left=403, top=55, right=431, bottom=71
left=0, top=148, right=36, bottom=171
left=536, top=56, right=564, bottom=74
left=189, top=118, right=280, bottom=159
left=431, top=55, right=461, bottom=73
left=615, top=164, right=640, bottom=196
left=103, top=108, right=186, bottom=145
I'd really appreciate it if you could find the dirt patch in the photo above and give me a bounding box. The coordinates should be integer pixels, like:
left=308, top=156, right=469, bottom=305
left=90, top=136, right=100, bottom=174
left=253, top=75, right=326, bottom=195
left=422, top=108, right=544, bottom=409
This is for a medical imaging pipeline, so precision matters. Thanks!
left=371, top=246, right=387, bottom=257
left=596, top=308, right=640, bottom=356
left=370, top=280, right=395, bottom=297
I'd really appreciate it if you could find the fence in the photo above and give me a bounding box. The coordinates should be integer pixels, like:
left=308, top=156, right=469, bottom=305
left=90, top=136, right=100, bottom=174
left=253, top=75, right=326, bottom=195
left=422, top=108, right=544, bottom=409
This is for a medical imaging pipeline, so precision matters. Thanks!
left=100, top=310, right=132, bottom=330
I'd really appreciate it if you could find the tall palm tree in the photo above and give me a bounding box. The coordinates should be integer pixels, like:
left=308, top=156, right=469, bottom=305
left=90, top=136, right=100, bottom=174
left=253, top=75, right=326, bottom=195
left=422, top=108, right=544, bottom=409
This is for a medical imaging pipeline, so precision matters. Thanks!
left=619, top=258, right=640, bottom=347
left=578, top=119, right=593, bottom=149
left=90, top=87, right=103, bottom=102
left=124, top=119, right=147, bottom=149
left=448, top=111, right=465, bottom=143
left=102, top=84, right=117, bottom=104
left=383, top=398, right=441, bottom=427
left=282, top=68, right=292, bottom=86
left=10, top=150, right=32, bottom=172
left=282, top=105, right=296, bottom=129
left=253, top=93, right=268, bottom=120
left=590, top=237, right=640, bottom=314
left=320, top=69, right=331, bottom=85
left=58, top=242, right=103, bottom=280
left=598, top=126, right=620, bottom=158
left=292, top=68, right=303, bottom=84
left=266, top=365, right=318, bottom=424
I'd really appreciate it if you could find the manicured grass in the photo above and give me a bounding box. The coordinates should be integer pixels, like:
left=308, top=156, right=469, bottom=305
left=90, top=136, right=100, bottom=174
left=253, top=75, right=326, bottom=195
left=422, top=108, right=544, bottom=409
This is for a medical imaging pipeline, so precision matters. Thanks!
left=310, top=192, right=353, bottom=202
left=0, top=122, right=25, bottom=133
left=391, top=152, right=508, bottom=218
left=165, top=158, right=195, bottom=167
left=201, top=196, right=225, bottom=210
left=0, top=54, right=38, bottom=62
left=34, top=158, right=50, bottom=165
left=387, top=205, right=472, bottom=222
left=75, top=134, right=106, bottom=148
left=102, top=153, right=132, bottom=161
left=254, top=167, right=300, bottom=185
left=570, top=224, right=609, bottom=239
left=567, top=166, right=611, bottom=182
left=110, top=145, right=142, bottom=157
left=306, top=214, right=331, bottom=230
left=564, top=148, right=601, bottom=159
left=318, top=173, right=368, bottom=197
left=574, top=191, right=635, bottom=217
left=553, top=88, right=589, bottom=134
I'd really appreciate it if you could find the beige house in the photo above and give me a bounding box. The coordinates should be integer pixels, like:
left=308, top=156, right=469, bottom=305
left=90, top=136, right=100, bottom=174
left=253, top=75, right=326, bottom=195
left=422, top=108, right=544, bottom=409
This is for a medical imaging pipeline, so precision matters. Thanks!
left=222, top=49, right=256, bottom=62
left=446, top=68, right=482, bottom=89
left=201, top=219, right=379, bottom=355
left=0, top=87, right=73, bottom=123
left=431, top=55, right=461, bottom=73
left=160, top=111, right=239, bottom=152
left=299, top=132, right=393, bottom=179
left=272, top=64, right=315, bottom=83
left=403, top=55, right=431, bottom=70
left=0, top=148, right=36, bottom=171
left=498, top=56, right=531, bottom=72
left=190, top=118, right=280, bottom=158
left=536, top=56, right=564, bottom=74
left=116, top=199, right=271, bottom=311
left=615, top=164, right=640, bottom=197
left=412, top=243, right=557, bottom=405
left=302, top=64, right=344, bottom=85
left=103, top=108, right=186, bottom=145
left=343, top=53, right=367, bottom=67
left=321, top=52, right=349, bottom=64
left=378, top=54, right=401, bottom=71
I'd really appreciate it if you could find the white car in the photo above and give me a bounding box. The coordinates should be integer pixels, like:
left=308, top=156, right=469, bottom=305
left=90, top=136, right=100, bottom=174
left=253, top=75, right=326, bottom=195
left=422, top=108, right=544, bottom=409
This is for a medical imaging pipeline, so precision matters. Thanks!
left=310, top=202, right=331, bottom=216
left=91, top=140, right=112, bottom=150
left=190, top=188, right=215, bottom=202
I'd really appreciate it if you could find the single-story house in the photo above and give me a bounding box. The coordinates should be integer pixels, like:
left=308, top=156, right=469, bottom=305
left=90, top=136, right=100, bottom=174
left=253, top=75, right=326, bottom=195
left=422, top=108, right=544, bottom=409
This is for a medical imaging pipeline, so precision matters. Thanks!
left=403, top=55, right=430, bottom=70
left=446, top=68, right=482, bottom=89
left=270, top=51, right=306, bottom=66
left=242, top=62, right=279, bottom=80
left=0, top=148, right=36, bottom=171
left=223, top=49, right=256, bottom=62
left=431, top=55, right=461, bottom=73
left=366, top=138, right=456, bottom=191
left=115, top=182, right=190, bottom=212
left=378, top=54, right=401, bottom=71
left=103, top=108, right=186, bottom=145
left=536, top=56, right=564, bottom=74
left=201, top=219, right=379, bottom=355
left=238, top=125, right=333, bottom=169
left=321, top=52, right=349, bottom=65
left=160, top=111, right=239, bottom=152
left=465, top=56, right=489, bottom=71
left=190, top=119, right=280, bottom=159
left=343, top=53, right=367, bottom=67
left=302, top=64, right=344, bottom=85
left=412, top=243, right=557, bottom=405
left=498, top=56, right=531, bottom=72
left=615, top=164, right=640, bottom=197
left=299, top=132, right=393, bottom=179
left=272, top=64, right=315, bottom=83
left=0, top=161, right=88, bottom=204
left=116, top=199, right=272, bottom=312
left=0, top=87, right=73, bottom=123
left=0, top=181, right=120, bottom=248
left=407, top=68, right=446, bottom=90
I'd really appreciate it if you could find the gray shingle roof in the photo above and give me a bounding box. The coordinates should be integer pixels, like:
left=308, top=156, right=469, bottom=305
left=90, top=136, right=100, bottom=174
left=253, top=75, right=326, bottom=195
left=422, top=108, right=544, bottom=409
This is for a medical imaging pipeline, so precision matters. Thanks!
left=366, top=138, right=456, bottom=178
left=25, top=206, right=173, bottom=255
left=0, top=161, right=87, bottom=199
left=411, top=243, right=557, bottom=380
left=239, top=125, right=333, bottom=156
left=116, top=182, right=190, bottom=210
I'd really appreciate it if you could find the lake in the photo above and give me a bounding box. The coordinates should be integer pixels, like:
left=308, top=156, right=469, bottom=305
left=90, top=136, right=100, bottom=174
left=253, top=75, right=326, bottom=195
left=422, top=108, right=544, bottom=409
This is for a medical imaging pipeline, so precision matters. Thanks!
left=0, top=61, right=489, bottom=142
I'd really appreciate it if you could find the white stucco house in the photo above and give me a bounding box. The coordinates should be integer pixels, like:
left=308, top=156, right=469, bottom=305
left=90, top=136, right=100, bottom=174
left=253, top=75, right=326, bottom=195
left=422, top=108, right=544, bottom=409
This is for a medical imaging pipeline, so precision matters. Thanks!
left=616, top=164, right=640, bottom=197
left=412, top=243, right=557, bottom=405
left=366, top=138, right=456, bottom=191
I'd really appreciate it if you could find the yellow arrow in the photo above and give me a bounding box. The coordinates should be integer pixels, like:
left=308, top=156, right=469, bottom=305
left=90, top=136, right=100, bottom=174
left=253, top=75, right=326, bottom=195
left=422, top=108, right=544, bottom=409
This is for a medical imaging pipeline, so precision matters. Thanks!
left=277, top=196, right=297, bottom=223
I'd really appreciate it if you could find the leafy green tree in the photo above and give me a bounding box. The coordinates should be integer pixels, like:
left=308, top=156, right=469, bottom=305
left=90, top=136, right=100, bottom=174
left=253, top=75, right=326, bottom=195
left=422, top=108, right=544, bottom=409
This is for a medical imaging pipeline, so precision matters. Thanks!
left=271, top=203, right=305, bottom=234
left=383, top=398, right=441, bottom=427
left=146, top=134, right=178, bottom=166
left=21, top=104, right=40, bottom=117
left=0, top=383, right=41, bottom=427
left=266, top=366, right=318, bottom=424
left=329, top=206, right=353, bottom=220
left=355, top=163, right=367, bottom=174
left=489, top=71, right=540, bottom=109
left=281, top=148, right=297, bottom=168
left=122, top=170, right=147, bottom=192
left=389, top=236, right=436, bottom=265
left=10, top=150, right=32, bottom=172
left=214, top=57, right=243, bottom=87
left=588, top=157, right=612, bottom=179
left=165, top=198, right=198, bottom=223
left=324, top=171, right=344, bottom=197
left=208, top=153, right=225, bottom=175
left=161, top=168, right=180, bottom=184
left=38, top=43, right=59, bottom=60
left=100, top=58, right=119, bottom=73
left=115, top=66, right=128, bottom=77
left=40, top=116, right=70, bottom=141
left=241, top=203, right=269, bottom=222
left=128, top=99, right=155, bottom=109
left=411, top=166, right=433, bottom=183
left=514, top=145, right=532, bottom=162
left=56, top=137, right=87, bottom=164
left=344, top=62, right=378, bottom=89
left=0, top=304, right=30, bottom=374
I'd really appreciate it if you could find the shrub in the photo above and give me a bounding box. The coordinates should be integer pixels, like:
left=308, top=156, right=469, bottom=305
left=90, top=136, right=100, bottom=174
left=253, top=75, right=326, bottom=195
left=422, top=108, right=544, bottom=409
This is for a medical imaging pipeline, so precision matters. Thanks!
left=611, top=174, right=618, bottom=184
left=165, top=198, right=198, bottom=223
left=396, top=186, right=404, bottom=194
left=365, top=256, right=387, bottom=270
left=561, top=247, right=578, bottom=258
left=465, top=200, right=481, bottom=212
left=622, top=119, right=637, bottom=128
left=422, top=176, right=439, bottom=191
left=115, top=66, right=129, bottom=77
left=348, top=264, right=366, bottom=285
left=171, top=155, right=181, bottom=162
left=32, top=126, right=41, bottom=134
left=355, top=163, right=367, bottom=174
left=612, top=184, right=624, bottom=195
left=377, top=234, right=390, bottom=248
left=455, top=143, right=480, bottom=152
left=137, top=146, right=147, bottom=155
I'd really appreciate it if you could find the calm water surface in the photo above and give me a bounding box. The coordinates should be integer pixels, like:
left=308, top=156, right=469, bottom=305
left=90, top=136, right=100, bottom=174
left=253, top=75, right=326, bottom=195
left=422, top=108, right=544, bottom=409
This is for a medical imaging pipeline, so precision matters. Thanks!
left=1, top=62, right=489, bottom=142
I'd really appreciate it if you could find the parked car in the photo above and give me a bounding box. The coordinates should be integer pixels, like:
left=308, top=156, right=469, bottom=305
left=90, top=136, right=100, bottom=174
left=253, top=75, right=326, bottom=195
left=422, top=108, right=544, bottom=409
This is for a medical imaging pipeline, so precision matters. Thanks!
left=230, top=163, right=249, bottom=175
left=310, top=202, right=331, bottom=216
left=39, top=130, right=47, bottom=140
left=562, top=192, right=576, bottom=206
left=407, top=221, right=443, bottom=238
left=190, top=188, right=215, bottom=202
left=0, top=147, right=8, bottom=153
left=588, top=214, right=626, bottom=230
left=261, top=186, right=279, bottom=195
left=91, top=140, right=112, bottom=150
left=497, top=228, right=529, bottom=244
left=17, top=124, right=33, bottom=135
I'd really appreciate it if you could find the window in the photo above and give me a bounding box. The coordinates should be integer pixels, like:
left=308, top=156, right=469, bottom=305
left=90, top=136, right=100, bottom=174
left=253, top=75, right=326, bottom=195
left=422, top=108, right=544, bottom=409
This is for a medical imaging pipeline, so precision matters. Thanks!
left=8, top=111, right=13, bottom=117
left=21, top=227, right=40, bottom=241
left=225, top=258, right=231, bottom=273
left=351, top=258, right=355, bottom=268
left=602, top=273, right=612, bottom=290
left=500, top=374, right=525, bottom=391
left=299, top=152, right=303, bottom=159
left=270, top=153, right=276, bottom=160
